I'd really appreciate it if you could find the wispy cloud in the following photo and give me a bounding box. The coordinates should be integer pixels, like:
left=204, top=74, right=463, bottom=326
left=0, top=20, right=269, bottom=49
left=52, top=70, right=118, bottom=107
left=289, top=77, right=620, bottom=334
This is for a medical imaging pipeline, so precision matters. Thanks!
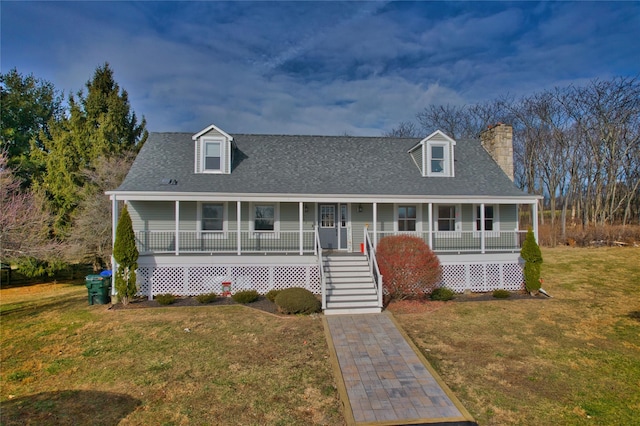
left=1, top=1, right=638, bottom=135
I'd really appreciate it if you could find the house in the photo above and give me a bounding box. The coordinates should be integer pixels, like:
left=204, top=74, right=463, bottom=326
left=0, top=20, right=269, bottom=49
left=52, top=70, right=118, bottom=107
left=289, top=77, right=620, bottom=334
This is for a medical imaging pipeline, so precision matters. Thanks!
left=107, top=123, right=540, bottom=314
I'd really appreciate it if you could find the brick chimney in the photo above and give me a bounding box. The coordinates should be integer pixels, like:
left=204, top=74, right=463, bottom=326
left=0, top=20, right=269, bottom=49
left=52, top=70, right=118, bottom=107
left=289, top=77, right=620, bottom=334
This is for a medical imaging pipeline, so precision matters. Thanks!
left=480, top=123, right=514, bottom=181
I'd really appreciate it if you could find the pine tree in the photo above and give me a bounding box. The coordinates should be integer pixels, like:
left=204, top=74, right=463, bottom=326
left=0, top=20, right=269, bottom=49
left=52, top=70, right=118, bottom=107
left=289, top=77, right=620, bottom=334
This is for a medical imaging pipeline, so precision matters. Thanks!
left=113, top=205, right=138, bottom=305
left=34, top=63, right=147, bottom=235
left=520, top=228, right=543, bottom=294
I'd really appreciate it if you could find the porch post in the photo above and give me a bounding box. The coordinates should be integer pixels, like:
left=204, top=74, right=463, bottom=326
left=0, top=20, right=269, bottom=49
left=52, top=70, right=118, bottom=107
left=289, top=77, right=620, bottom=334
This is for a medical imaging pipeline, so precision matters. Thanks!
left=175, top=201, right=180, bottom=255
left=373, top=202, right=378, bottom=247
left=428, top=202, right=433, bottom=248
left=299, top=202, right=303, bottom=255
left=237, top=201, right=241, bottom=255
left=111, top=196, right=118, bottom=296
left=480, top=202, right=485, bottom=254
left=532, top=201, right=539, bottom=243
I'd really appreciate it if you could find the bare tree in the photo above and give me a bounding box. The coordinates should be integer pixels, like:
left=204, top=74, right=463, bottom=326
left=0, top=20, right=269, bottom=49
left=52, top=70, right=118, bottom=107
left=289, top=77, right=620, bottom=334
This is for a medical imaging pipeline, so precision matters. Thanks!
left=0, top=153, right=59, bottom=261
left=66, top=151, right=136, bottom=270
left=383, top=121, right=419, bottom=138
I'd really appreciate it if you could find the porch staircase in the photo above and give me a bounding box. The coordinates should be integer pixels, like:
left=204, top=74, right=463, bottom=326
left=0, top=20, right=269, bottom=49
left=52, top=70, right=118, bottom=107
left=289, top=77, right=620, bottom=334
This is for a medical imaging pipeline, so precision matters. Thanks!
left=323, top=254, right=382, bottom=315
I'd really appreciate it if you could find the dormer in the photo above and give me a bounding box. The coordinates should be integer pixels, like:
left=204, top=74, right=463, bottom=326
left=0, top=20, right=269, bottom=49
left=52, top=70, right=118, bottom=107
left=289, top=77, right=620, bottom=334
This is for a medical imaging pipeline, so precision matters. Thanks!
left=192, top=124, right=234, bottom=174
left=408, top=130, right=456, bottom=177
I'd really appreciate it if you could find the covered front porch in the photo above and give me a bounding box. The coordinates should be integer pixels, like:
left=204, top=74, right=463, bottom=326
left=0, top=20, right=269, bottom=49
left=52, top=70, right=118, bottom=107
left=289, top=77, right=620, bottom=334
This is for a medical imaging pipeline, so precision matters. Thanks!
left=112, top=198, right=539, bottom=256
left=110, top=196, right=538, bottom=309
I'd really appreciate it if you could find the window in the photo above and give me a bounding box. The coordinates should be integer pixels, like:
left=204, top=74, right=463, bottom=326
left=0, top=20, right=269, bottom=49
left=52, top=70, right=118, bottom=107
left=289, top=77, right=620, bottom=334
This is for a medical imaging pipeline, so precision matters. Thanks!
left=320, top=205, right=335, bottom=228
left=254, top=204, right=275, bottom=231
left=340, top=205, right=347, bottom=227
left=437, top=205, right=456, bottom=231
left=202, top=203, right=224, bottom=231
left=475, top=205, right=498, bottom=231
left=204, top=141, right=221, bottom=171
left=431, top=145, right=445, bottom=173
left=398, top=205, right=417, bottom=231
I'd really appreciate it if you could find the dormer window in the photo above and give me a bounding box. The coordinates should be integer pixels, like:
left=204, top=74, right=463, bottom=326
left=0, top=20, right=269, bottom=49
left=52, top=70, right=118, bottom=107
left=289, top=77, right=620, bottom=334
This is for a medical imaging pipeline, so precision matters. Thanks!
left=192, top=124, right=233, bottom=174
left=408, top=130, right=456, bottom=177
left=430, top=145, right=445, bottom=173
left=203, top=139, right=223, bottom=172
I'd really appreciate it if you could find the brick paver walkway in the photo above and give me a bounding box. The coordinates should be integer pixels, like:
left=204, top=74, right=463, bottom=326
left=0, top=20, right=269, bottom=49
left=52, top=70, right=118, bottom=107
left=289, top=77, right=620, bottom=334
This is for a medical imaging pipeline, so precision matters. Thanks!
left=325, top=313, right=475, bottom=425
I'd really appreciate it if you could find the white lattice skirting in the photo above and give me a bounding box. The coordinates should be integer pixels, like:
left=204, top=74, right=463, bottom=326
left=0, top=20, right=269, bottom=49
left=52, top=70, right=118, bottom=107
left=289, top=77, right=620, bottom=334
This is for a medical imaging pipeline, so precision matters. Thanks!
left=135, top=254, right=524, bottom=298
left=440, top=261, right=524, bottom=293
left=136, top=257, right=321, bottom=298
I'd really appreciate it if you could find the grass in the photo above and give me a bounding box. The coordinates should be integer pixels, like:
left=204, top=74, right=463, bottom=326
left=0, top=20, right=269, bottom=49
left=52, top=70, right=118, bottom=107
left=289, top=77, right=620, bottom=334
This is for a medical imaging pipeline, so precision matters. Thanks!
left=1, top=281, right=344, bottom=425
left=391, top=246, right=640, bottom=425
left=3, top=247, right=638, bottom=425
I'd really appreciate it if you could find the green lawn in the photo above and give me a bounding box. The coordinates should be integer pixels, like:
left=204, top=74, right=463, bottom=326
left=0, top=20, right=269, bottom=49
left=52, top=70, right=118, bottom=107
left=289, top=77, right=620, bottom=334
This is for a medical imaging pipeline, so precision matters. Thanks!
left=2, top=247, right=639, bottom=425
left=0, top=283, right=344, bottom=425
left=392, top=247, right=640, bottom=425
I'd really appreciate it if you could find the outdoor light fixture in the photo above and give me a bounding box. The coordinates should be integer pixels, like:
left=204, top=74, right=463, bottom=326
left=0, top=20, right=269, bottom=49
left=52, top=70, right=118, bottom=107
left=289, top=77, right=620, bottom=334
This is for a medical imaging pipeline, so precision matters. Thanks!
left=304, top=204, right=309, bottom=213
left=358, top=204, right=363, bottom=213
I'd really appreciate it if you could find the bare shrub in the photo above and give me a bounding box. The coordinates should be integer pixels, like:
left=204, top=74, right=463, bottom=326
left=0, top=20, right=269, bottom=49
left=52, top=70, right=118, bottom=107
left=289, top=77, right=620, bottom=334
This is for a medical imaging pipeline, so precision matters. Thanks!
left=376, top=235, right=441, bottom=300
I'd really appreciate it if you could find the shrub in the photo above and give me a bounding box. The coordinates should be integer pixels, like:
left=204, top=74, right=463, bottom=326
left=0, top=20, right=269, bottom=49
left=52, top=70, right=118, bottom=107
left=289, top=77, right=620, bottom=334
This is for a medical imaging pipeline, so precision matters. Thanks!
left=113, top=205, right=139, bottom=305
left=376, top=235, right=442, bottom=300
left=430, top=287, right=455, bottom=301
left=521, top=228, right=543, bottom=294
left=493, top=289, right=511, bottom=299
left=232, top=290, right=259, bottom=304
left=155, top=293, right=176, bottom=305
left=196, top=292, right=217, bottom=303
left=265, top=289, right=281, bottom=303
left=275, top=287, right=321, bottom=315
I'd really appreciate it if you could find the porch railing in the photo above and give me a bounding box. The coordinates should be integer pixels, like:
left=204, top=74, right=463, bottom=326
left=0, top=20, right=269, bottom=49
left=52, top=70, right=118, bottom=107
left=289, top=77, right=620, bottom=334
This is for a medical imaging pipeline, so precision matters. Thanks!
left=315, top=226, right=327, bottom=310
left=135, top=230, right=315, bottom=254
left=375, top=230, right=526, bottom=253
left=364, top=226, right=384, bottom=309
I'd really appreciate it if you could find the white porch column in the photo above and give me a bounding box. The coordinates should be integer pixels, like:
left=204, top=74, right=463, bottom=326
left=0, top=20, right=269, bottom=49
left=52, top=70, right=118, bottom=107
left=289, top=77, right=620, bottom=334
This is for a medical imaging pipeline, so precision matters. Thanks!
left=480, top=202, right=485, bottom=254
left=175, top=201, right=180, bottom=255
left=237, top=201, right=241, bottom=255
left=111, top=196, right=118, bottom=295
left=373, top=202, right=378, bottom=247
left=299, top=202, right=304, bottom=255
left=428, top=202, right=433, bottom=248
left=533, top=201, right=539, bottom=243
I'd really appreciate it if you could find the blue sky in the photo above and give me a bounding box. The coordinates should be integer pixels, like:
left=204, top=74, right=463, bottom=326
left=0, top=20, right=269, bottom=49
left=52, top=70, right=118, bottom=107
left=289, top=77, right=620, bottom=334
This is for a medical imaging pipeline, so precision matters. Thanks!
left=2, top=1, right=639, bottom=136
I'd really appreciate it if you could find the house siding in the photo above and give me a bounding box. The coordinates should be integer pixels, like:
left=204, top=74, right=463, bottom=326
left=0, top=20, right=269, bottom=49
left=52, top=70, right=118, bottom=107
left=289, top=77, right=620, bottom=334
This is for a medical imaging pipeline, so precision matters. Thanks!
left=409, top=149, right=423, bottom=174
left=129, top=201, right=176, bottom=231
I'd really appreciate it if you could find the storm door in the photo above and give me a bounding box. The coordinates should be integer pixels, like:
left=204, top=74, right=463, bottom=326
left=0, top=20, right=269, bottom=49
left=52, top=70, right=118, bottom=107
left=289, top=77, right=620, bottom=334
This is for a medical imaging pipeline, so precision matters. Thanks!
left=318, top=204, right=338, bottom=249
left=339, top=204, right=348, bottom=250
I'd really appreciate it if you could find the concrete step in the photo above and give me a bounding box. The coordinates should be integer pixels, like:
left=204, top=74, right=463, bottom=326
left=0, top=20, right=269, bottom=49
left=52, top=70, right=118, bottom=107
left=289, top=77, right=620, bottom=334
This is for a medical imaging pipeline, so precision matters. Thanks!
left=324, top=255, right=366, bottom=261
left=325, top=259, right=369, bottom=266
left=324, top=306, right=382, bottom=315
left=324, top=268, right=371, bottom=277
left=327, top=282, right=376, bottom=293
left=326, top=299, right=380, bottom=309
left=327, top=293, right=378, bottom=302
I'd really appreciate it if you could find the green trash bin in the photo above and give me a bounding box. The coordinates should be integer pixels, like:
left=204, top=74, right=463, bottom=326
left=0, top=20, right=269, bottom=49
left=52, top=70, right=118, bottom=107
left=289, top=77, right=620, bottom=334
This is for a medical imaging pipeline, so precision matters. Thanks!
left=85, top=275, right=112, bottom=305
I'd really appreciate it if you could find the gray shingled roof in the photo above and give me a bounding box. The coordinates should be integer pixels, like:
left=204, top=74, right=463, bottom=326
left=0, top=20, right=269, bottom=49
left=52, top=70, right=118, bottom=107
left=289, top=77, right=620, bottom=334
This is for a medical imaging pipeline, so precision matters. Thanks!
left=113, top=132, right=531, bottom=198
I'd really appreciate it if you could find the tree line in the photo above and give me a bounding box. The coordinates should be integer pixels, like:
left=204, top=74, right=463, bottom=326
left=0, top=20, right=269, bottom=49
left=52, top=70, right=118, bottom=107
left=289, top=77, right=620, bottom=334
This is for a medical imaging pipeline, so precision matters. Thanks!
left=387, top=76, right=640, bottom=245
left=1, top=64, right=146, bottom=276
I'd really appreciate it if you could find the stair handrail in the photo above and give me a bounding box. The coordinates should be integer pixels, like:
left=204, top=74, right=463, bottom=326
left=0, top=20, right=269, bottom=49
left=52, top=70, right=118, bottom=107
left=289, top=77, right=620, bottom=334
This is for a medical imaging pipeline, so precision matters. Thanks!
left=364, top=226, right=383, bottom=308
left=315, top=226, right=327, bottom=310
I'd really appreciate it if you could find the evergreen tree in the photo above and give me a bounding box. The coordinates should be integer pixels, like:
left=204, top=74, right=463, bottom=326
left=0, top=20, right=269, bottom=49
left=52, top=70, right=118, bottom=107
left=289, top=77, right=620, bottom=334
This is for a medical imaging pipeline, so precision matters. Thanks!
left=521, top=228, right=543, bottom=294
left=34, top=63, right=147, bottom=235
left=0, top=69, right=62, bottom=184
left=113, top=205, right=138, bottom=305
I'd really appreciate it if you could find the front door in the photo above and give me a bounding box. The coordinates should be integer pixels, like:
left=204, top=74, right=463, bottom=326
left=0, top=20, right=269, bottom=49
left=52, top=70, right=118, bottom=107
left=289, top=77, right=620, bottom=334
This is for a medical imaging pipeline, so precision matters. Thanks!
left=318, top=204, right=338, bottom=249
